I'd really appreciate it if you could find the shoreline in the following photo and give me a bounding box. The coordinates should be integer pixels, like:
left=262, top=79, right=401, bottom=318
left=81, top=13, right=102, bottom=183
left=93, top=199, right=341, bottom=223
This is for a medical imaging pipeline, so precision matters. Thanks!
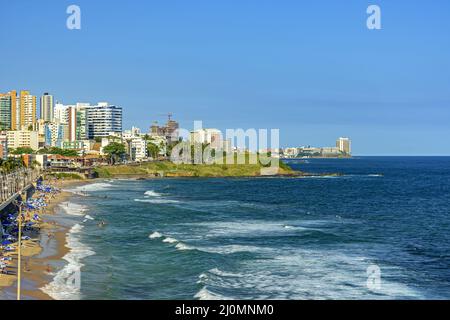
left=1, top=170, right=337, bottom=300
left=0, top=178, right=92, bottom=300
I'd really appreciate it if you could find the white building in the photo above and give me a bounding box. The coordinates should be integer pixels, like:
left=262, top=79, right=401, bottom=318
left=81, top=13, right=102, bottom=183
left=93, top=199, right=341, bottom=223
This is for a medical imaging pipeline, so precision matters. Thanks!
left=123, top=127, right=148, bottom=161
left=35, top=154, right=48, bottom=169
left=6, top=130, right=39, bottom=151
left=336, top=137, right=351, bottom=155
left=122, top=127, right=142, bottom=139
left=129, top=137, right=147, bottom=161
left=190, top=128, right=223, bottom=148
left=0, top=131, right=8, bottom=159
left=45, top=122, right=65, bottom=147
left=87, top=102, right=122, bottom=138
left=53, top=103, right=70, bottom=124
left=283, top=148, right=299, bottom=158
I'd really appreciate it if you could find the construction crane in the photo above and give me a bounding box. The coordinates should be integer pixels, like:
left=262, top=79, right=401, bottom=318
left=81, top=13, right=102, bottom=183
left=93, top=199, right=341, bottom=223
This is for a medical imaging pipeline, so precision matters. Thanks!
left=157, top=113, right=173, bottom=122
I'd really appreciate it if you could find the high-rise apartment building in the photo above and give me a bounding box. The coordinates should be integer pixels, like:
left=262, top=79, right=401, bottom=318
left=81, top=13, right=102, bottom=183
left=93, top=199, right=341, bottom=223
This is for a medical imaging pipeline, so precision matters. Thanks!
left=45, top=122, right=65, bottom=148
left=68, top=103, right=89, bottom=141
left=0, top=90, right=17, bottom=130
left=336, top=137, right=351, bottom=155
left=87, top=102, right=122, bottom=138
left=0, top=94, right=12, bottom=131
left=40, top=93, right=54, bottom=122
left=54, top=103, right=70, bottom=124
left=19, top=90, right=37, bottom=129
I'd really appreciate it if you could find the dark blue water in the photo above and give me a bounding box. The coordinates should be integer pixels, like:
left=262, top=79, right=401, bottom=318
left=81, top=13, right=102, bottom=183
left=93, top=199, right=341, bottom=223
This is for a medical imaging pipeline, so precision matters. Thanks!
left=51, top=157, right=450, bottom=299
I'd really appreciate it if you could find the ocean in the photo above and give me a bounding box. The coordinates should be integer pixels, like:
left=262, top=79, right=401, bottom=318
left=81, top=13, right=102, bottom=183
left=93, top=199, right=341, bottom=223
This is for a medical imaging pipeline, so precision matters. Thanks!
left=44, top=157, right=450, bottom=300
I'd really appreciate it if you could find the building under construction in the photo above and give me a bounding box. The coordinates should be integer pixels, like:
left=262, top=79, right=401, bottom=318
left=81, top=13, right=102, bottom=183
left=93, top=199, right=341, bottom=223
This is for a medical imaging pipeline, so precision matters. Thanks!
left=149, top=114, right=179, bottom=144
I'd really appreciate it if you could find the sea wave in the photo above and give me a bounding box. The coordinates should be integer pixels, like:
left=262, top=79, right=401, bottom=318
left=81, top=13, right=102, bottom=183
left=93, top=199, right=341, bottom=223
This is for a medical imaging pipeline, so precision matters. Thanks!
left=194, top=287, right=229, bottom=300
left=135, top=198, right=179, bottom=204
left=195, top=250, right=424, bottom=300
left=188, top=220, right=315, bottom=238
left=144, top=190, right=162, bottom=197
left=198, top=245, right=272, bottom=255
left=149, top=232, right=163, bottom=239
left=162, top=237, right=178, bottom=244
left=72, top=182, right=114, bottom=192
left=175, top=243, right=194, bottom=251
left=150, top=233, right=194, bottom=251
left=41, top=224, right=95, bottom=300
left=59, top=202, right=87, bottom=217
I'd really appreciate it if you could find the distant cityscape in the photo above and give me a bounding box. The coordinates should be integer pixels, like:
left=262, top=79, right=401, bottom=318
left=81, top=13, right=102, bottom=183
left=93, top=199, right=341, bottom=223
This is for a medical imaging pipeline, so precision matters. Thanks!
left=0, top=89, right=351, bottom=169
left=283, top=137, right=352, bottom=159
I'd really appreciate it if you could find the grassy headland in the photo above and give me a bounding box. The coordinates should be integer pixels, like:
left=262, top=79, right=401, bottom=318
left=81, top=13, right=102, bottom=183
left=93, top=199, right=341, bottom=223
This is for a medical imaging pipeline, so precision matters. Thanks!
left=94, top=160, right=298, bottom=178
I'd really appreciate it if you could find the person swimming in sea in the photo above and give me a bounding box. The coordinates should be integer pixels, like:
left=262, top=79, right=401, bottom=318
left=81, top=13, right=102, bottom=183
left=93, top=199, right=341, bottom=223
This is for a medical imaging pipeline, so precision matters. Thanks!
left=98, top=220, right=107, bottom=228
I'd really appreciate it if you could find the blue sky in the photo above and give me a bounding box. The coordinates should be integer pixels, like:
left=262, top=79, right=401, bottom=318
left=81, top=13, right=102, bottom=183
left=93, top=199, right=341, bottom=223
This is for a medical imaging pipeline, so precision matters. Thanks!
left=1, top=0, right=450, bottom=155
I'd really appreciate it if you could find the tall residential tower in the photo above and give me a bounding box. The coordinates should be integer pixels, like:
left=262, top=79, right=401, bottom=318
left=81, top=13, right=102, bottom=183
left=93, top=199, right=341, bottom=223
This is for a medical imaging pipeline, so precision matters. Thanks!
left=40, top=93, right=54, bottom=122
left=19, top=90, right=37, bottom=129
left=87, top=102, right=122, bottom=138
left=0, top=90, right=17, bottom=130
left=336, top=137, right=351, bottom=155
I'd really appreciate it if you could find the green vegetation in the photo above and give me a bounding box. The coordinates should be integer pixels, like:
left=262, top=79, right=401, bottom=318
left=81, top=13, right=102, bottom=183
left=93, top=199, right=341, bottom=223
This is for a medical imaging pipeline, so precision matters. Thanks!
left=38, top=147, right=79, bottom=157
left=46, top=172, right=85, bottom=180
left=103, top=142, right=126, bottom=164
left=9, top=146, right=79, bottom=157
left=10, top=147, right=35, bottom=155
left=144, top=136, right=169, bottom=157
left=94, top=159, right=297, bottom=178
left=0, top=157, right=25, bottom=173
left=146, top=142, right=160, bottom=159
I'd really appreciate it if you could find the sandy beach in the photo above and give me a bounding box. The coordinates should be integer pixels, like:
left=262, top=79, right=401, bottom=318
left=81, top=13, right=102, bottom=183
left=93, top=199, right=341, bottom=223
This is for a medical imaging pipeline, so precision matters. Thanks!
left=0, top=178, right=91, bottom=300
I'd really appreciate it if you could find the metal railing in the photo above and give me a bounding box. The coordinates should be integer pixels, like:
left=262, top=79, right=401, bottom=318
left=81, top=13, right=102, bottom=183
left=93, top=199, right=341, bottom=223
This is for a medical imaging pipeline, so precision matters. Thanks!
left=0, top=168, right=40, bottom=204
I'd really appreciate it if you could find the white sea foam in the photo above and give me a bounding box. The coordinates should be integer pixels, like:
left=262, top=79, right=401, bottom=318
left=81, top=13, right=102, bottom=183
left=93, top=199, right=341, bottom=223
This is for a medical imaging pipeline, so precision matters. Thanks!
left=84, top=215, right=94, bottom=221
left=199, top=245, right=272, bottom=255
left=150, top=233, right=193, bottom=250
left=72, top=182, right=114, bottom=192
left=144, top=190, right=162, bottom=197
left=190, top=220, right=312, bottom=238
left=149, top=232, right=163, bottom=239
left=194, top=287, right=229, bottom=300
left=162, top=237, right=178, bottom=244
left=41, top=224, right=95, bottom=300
left=175, top=242, right=194, bottom=251
left=59, top=202, right=87, bottom=217
left=209, top=268, right=244, bottom=278
left=134, top=198, right=179, bottom=204
left=196, top=249, right=424, bottom=300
